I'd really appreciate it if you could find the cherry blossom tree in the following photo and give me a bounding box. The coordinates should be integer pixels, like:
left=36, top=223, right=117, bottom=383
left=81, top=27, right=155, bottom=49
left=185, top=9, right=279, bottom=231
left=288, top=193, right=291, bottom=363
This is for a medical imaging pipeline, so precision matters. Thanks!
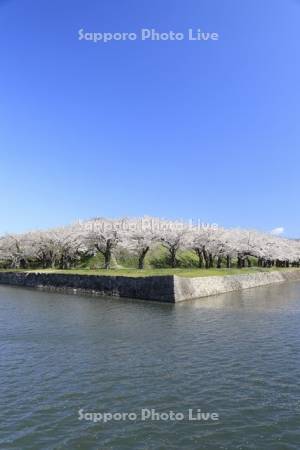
left=83, top=219, right=120, bottom=269
left=160, top=229, right=187, bottom=268
left=122, top=229, right=159, bottom=269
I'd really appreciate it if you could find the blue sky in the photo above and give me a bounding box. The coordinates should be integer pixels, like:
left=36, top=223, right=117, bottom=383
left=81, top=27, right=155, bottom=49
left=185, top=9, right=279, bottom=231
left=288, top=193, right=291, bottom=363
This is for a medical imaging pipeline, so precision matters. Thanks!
left=1, top=0, right=299, bottom=236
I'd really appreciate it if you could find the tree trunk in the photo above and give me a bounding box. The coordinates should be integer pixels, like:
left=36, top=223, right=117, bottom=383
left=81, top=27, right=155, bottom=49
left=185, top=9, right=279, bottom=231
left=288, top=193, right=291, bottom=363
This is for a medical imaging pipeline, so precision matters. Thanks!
left=104, top=239, right=113, bottom=269
left=226, top=255, right=231, bottom=269
left=202, top=247, right=209, bottom=269
left=138, top=247, right=149, bottom=269
left=217, top=256, right=222, bottom=269
left=20, top=258, right=27, bottom=269
left=104, top=249, right=111, bottom=269
left=195, top=248, right=203, bottom=268
left=170, top=247, right=177, bottom=268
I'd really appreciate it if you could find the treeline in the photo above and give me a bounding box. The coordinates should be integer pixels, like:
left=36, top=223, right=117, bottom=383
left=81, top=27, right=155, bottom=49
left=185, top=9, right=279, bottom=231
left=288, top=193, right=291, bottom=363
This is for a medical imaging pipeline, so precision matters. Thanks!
left=0, top=217, right=299, bottom=270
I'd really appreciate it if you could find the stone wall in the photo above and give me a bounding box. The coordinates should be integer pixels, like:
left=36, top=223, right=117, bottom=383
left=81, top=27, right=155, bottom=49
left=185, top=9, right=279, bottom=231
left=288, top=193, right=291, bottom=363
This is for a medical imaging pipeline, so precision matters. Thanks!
left=0, top=272, right=175, bottom=302
left=173, top=270, right=300, bottom=302
left=0, top=270, right=300, bottom=303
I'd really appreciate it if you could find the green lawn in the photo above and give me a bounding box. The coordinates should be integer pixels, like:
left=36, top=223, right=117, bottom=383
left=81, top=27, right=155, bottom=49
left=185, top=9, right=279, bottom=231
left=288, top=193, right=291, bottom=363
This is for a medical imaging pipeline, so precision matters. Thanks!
left=0, top=267, right=297, bottom=278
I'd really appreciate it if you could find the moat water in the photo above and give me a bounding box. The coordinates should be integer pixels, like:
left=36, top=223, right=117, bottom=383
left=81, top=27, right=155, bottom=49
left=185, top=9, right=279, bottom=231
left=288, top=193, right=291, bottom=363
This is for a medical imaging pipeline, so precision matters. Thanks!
left=1, top=282, right=300, bottom=449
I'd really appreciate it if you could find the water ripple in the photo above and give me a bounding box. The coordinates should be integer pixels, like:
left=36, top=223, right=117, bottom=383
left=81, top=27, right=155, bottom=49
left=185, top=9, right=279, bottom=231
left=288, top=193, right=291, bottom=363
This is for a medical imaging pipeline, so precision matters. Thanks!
left=1, top=282, right=300, bottom=449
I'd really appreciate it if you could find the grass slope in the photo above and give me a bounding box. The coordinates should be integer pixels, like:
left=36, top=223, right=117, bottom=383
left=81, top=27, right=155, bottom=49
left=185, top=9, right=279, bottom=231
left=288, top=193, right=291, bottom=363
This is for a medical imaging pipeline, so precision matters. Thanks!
left=0, top=267, right=296, bottom=278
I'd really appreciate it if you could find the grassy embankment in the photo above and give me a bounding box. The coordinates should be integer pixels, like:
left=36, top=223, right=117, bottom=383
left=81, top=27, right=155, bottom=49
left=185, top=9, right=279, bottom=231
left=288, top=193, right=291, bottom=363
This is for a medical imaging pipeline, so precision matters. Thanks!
left=0, top=267, right=296, bottom=278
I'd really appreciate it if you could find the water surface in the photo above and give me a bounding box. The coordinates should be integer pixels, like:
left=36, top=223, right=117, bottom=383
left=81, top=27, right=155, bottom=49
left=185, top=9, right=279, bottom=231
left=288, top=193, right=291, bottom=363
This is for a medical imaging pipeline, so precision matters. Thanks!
left=1, top=283, right=300, bottom=449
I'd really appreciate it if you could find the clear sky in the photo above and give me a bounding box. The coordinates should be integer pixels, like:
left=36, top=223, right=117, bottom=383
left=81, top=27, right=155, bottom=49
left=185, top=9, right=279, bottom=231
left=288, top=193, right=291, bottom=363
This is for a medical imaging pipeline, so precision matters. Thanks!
left=1, top=0, right=299, bottom=237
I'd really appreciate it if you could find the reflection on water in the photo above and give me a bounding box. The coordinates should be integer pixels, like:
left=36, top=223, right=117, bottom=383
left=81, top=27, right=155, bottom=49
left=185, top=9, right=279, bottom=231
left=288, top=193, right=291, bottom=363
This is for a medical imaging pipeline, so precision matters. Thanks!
left=1, top=282, right=300, bottom=450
